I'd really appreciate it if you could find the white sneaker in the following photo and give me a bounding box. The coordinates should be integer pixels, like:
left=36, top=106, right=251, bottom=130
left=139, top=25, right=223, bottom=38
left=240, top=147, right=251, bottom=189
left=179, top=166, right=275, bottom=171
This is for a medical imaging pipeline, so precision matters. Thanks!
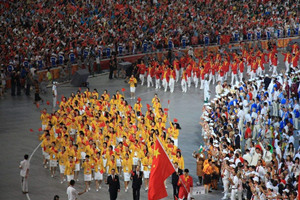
left=60, top=181, right=63, bottom=184
left=96, top=189, right=98, bottom=192
left=51, top=175, right=54, bottom=178
left=76, top=179, right=79, bottom=181
left=125, top=189, right=128, bottom=193
left=222, top=196, right=227, bottom=200
left=99, top=186, right=102, bottom=189
left=88, top=187, right=91, bottom=191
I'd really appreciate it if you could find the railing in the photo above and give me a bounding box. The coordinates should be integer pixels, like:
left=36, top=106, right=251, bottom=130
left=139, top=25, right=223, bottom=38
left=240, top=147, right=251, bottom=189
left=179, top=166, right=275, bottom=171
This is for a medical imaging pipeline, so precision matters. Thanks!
left=98, top=32, right=300, bottom=60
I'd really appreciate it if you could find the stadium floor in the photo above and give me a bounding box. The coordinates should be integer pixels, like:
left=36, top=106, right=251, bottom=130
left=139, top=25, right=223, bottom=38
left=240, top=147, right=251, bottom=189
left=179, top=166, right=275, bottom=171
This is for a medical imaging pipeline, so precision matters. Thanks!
left=0, top=54, right=287, bottom=200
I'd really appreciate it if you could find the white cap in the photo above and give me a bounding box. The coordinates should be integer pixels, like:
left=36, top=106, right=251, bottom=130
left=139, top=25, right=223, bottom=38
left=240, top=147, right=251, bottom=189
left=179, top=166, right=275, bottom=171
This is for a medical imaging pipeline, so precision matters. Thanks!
left=253, top=177, right=259, bottom=182
left=230, top=164, right=236, bottom=168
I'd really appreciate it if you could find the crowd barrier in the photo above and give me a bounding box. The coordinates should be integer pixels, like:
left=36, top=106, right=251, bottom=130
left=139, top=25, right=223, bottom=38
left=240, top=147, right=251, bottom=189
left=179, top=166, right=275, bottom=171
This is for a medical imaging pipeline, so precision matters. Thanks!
left=4, top=37, right=299, bottom=89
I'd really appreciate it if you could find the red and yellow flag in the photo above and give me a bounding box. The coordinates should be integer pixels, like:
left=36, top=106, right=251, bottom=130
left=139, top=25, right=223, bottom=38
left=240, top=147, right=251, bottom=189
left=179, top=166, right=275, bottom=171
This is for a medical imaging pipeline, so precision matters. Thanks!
left=148, top=139, right=175, bottom=200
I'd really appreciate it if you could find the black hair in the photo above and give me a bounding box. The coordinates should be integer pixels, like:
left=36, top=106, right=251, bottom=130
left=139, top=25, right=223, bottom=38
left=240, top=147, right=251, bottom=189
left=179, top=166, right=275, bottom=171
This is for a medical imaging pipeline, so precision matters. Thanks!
left=70, top=180, right=75, bottom=186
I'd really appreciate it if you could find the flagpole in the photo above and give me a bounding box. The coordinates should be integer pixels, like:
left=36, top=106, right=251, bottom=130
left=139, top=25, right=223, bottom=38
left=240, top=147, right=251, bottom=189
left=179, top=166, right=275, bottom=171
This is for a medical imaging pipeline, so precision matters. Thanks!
left=155, top=136, right=190, bottom=195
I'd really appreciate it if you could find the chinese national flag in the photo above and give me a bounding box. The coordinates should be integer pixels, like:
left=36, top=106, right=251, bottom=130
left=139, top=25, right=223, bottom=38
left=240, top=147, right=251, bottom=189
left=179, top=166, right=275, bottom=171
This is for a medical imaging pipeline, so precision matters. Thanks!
left=148, top=139, right=175, bottom=200
left=298, top=175, right=300, bottom=200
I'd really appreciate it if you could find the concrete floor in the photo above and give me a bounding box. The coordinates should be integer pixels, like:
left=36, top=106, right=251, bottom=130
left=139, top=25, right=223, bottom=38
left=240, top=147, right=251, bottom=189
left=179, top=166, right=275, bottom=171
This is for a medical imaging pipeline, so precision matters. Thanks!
left=0, top=53, right=287, bottom=200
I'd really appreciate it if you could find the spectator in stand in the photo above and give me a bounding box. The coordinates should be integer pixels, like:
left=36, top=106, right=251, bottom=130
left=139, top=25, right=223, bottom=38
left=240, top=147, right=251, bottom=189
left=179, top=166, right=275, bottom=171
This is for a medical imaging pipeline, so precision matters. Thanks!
left=1, top=0, right=300, bottom=75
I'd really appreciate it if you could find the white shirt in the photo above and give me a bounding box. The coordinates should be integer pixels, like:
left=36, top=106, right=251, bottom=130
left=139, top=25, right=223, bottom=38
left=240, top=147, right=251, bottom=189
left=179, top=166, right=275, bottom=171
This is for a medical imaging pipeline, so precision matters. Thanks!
left=20, top=159, right=30, bottom=177
left=52, top=85, right=57, bottom=96
left=67, top=186, right=78, bottom=200
left=245, top=113, right=251, bottom=123
left=250, top=152, right=261, bottom=166
left=232, top=175, right=239, bottom=189
left=275, top=146, right=282, bottom=159
left=237, top=109, right=245, bottom=121
left=243, top=99, right=249, bottom=109
left=261, top=106, right=267, bottom=116
left=256, top=165, right=266, bottom=178
left=223, top=168, right=230, bottom=180
left=215, top=84, right=222, bottom=95
left=243, top=153, right=252, bottom=164
left=251, top=112, right=258, bottom=122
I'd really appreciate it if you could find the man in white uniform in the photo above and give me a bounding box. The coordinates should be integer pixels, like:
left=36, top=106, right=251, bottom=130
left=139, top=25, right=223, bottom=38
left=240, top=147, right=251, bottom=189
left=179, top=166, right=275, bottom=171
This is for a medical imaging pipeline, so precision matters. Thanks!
left=67, top=180, right=86, bottom=200
left=19, top=154, right=30, bottom=194
left=52, top=81, right=58, bottom=109
left=204, top=78, right=210, bottom=103
left=221, top=160, right=230, bottom=200
left=230, top=169, right=239, bottom=200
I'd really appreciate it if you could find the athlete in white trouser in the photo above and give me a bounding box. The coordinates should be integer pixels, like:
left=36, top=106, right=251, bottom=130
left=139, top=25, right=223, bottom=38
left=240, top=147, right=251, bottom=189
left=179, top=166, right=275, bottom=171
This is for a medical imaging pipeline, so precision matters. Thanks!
left=169, top=78, right=175, bottom=93
left=139, top=73, right=145, bottom=85
left=147, top=75, right=153, bottom=87
left=193, top=74, right=199, bottom=88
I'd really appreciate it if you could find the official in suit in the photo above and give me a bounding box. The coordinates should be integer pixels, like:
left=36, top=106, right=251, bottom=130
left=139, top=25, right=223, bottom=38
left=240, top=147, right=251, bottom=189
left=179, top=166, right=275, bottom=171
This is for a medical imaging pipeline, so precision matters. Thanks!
left=172, top=162, right=183, bottom=199
left=106, top=168, right=120, bottom=200
left=130, top=165, right=143, bottom=200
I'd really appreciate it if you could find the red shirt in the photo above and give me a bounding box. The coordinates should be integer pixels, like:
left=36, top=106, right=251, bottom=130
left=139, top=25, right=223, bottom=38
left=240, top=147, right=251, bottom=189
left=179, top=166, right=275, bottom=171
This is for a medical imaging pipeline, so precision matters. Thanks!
left=245, top=127, right=251, bottom=139
left=178, top=175, right=193, bottom=199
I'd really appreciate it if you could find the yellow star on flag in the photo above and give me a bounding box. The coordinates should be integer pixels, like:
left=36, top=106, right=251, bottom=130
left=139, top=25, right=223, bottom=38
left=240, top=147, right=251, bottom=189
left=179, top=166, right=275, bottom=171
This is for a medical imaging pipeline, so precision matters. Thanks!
left=153, top=148, right=160, bottom=159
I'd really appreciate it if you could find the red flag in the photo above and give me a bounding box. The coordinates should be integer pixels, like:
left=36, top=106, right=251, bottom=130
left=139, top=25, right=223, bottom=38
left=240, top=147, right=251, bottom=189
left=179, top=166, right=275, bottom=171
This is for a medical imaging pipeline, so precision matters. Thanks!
left=168, top=100, right=170, bottom=104
left=174, top=118, right=178, bottom=123
left=121, top=88, right=126, bottom=92
left=148, top=139, right=175, bottom=200
left=46, top=101, right=50, bottom=105
left=56, top=100, right=60, bottom=105
left=29, top=129, right=34, bottom=132
left=38, top=128, right=43, bottom=132
left=36, top=103, right=40, bottom=108
left=298, top=175, right=300, bottom=200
